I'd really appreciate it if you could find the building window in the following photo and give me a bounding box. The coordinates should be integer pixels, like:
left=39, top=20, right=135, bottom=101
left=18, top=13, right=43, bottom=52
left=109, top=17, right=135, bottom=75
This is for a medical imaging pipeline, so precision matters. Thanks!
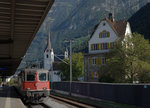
left=91, top=44, right=99, bottom=51
left=92, top=58, right=96, bottom=65
left=89, top=57, right=106, bottom=65
left=91, top=43, right=111, bottom=50
left=94, top=44, right=98, bottom=50
left=103, top=23, right=106, bottom=26
left=99, top=30, right=110, bottom=38
left=91, top=72, right=98, bottom=79
left=112, top=42, right=115, bottom=47
left=46, top=54, right=49, bottom=58
left=93, top=44, right=97, bottom=50
left=89, top=58, right=99, bottom=65
left=102, top=43, right=107, bottom=49
left=102, top=57, right=106, bottom=65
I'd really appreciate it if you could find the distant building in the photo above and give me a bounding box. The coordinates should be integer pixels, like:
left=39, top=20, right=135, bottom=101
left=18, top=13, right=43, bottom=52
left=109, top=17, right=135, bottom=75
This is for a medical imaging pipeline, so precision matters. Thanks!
left=50, top=62, right=62, bottom=82
left=44, top=32, right=68, bottom=82
left=64, top=48, right=69, bottom=60
left=44, top=32, right=54, bottom=71
left=84, top=13, right=132, bottom=82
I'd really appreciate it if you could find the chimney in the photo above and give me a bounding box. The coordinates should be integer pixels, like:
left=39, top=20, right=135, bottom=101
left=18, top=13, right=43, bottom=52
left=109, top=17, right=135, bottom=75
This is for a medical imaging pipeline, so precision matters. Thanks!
left=108, top=13, right=115, bottom=22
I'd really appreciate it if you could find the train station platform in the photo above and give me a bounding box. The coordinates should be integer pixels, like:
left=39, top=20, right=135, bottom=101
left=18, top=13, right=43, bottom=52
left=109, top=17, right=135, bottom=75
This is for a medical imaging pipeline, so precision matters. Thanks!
left=0, top=86, right=26, bottom=108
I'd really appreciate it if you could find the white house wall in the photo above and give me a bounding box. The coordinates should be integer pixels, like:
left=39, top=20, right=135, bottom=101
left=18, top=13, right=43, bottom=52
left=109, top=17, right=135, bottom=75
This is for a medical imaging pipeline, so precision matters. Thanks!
left=89, top=20, right=118, bottom=54
left=50, top=70, right=61, bottom=82
left=44, top=52, right=51, bottom=70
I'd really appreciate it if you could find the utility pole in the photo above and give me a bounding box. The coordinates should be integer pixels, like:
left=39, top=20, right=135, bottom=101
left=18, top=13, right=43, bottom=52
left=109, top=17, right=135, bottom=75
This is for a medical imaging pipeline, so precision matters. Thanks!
left=69, top=40, right=72, bottom=96
left=64, top=39, right=73, bottom=96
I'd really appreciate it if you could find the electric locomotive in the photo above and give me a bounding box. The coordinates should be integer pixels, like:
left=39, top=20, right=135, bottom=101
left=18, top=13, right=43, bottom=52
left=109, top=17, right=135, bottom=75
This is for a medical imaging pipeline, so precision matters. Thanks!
left=16, top=68, right=50, bottom=103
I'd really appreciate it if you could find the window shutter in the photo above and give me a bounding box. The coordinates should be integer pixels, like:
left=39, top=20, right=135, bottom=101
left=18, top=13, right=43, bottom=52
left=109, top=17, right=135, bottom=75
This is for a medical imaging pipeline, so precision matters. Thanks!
left=98, top=57, right=100, bottom=64
left=110, top=42, right=112, bottom=48
left=107, top=43, right=109, bottom=49
left=89, top=58, right=92, bottom=65
left=91, top=72, right=94, bottom=78
left=99, top=33, right=101, bottom=38
left=97, top=44, right=99, bottom=50
left=108, top=32, right=110, bottom=37
left=100, top=58, right=102, bottom=64
left=91, top=44, right=93, bottom=50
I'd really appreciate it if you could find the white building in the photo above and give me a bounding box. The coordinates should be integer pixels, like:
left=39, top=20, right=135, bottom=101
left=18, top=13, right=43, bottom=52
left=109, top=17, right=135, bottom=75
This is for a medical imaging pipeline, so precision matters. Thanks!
left=44, top=32, right=70, bottom=82
left=44, top=32, right=54, bottom=71
left=44, top=32, right=61, bottom=82
left=64, top=48, right=69, bottom=60
left=84, top=13, right=132, bottom=82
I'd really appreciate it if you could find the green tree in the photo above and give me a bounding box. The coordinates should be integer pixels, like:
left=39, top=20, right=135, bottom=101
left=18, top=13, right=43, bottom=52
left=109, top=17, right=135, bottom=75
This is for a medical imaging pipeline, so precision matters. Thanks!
left=59, top=52, right=84, bottom=81
left=99, top=41, right=127, bottom=83
left=99, top=33, right=150, bottom=83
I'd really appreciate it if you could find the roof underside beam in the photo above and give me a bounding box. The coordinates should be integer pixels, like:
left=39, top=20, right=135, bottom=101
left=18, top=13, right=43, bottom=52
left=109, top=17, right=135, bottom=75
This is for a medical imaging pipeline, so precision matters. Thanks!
left=0, top=0, right=55, bottom=76
left=0, top=39, right=13, bottom=44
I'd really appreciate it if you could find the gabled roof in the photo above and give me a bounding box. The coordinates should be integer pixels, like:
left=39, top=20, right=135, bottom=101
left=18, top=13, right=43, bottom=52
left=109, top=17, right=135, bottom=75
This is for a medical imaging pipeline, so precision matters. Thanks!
left=90, top=18, right=127, bottom=38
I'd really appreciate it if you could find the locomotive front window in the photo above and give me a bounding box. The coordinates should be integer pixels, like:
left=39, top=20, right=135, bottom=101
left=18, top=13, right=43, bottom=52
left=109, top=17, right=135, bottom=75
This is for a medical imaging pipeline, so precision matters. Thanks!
left=39, top=73, right=47, bottom=81
left=27, top=72, right=35, bottom=81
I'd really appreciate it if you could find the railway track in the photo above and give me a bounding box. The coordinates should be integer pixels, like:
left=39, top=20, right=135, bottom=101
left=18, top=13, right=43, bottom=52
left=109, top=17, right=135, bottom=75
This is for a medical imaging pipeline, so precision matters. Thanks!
left=49, top=94, right=103, bottom=108
left=28, top=103, right=51, bottom=108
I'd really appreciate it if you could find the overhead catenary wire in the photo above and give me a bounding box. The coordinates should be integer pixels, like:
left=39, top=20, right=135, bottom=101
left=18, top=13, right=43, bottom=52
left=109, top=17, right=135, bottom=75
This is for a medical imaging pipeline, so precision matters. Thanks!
left=54, top=54, right=69, bottom=65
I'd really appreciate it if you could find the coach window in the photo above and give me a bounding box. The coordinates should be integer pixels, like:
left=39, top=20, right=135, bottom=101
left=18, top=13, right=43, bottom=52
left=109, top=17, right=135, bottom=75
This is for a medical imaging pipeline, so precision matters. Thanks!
left=39, top=73, right=47, bottom=81
left=26, top=72, right=36, bottom=81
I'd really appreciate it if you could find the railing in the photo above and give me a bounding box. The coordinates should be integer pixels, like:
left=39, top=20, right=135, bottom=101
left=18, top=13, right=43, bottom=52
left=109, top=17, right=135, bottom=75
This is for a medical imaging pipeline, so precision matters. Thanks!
left=52, top=81, right=150, bottom=108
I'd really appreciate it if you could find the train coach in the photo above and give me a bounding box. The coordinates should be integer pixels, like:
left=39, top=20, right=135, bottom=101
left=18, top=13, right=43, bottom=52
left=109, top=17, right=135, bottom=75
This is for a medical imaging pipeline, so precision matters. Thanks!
left=15, top=68, right=50, bottom=103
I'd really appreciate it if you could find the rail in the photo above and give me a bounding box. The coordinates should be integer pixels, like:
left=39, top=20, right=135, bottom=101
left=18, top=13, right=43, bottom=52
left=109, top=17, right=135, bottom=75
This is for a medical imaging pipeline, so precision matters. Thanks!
left=50, top=94, right=103, bottom=108
left=28, top=103, right=51, bottom=108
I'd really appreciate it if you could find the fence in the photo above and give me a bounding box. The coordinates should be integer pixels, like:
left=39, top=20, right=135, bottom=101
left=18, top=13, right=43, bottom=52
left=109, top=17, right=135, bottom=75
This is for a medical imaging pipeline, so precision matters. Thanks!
left=52, top=81, right=150, bottom=107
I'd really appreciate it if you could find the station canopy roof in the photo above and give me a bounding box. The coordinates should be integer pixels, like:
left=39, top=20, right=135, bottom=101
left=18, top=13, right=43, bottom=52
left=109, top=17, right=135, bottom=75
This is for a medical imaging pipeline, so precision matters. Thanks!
left=0, top=0, right=55, bottom=76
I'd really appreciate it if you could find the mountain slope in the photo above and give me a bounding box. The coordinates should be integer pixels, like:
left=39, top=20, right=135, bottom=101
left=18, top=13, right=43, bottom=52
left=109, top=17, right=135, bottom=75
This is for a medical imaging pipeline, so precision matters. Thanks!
left=128, top=3, right=150, bottom=39
left=43, top=0, right=150, bottom=54
left=19, top=0, right=150, bottom=69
